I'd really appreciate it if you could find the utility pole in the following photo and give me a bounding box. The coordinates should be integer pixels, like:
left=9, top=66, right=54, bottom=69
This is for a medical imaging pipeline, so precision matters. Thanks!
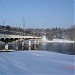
left=3, top=19, right=6, bottom=38
left=3, top=19, right=6, bottom=31
left=3, top=19, right=7, bottom=50
left=23, top=18, right=25, bottom=36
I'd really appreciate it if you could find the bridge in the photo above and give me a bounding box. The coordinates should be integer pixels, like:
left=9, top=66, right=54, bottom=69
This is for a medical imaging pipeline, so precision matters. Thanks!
left=0, top=34, right=42, bottom=50
left=0, top=34, right=42, bottom=39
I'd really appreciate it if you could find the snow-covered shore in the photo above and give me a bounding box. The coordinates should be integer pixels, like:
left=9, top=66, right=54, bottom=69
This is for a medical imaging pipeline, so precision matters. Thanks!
left=42, top=36, right=75, bottom=43
left=50, top=39, right=75, bottom=43
left=0, top=51, right=74, bottom=75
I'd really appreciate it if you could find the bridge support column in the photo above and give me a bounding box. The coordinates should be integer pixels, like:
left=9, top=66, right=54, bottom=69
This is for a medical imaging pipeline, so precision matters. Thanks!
left=5, top=43, right=8, bottom=50
left=37, top=39, right=40, bottom=43
left=33, top=39, right=37, bottom=49
left=15, top=40, right=18, bottom=50
left=28, top=40, right=31, bottom=50
left=34, top=39, right=37, bottom=44
left=28, top=40, right=31, bottom=46
left=22, top=39, right=24, bottom=50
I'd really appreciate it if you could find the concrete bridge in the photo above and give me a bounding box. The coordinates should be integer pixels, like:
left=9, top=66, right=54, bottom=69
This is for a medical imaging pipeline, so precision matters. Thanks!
left=0, top=34, right=42, bottom=51
left=0, top=34, right=42, bottom=39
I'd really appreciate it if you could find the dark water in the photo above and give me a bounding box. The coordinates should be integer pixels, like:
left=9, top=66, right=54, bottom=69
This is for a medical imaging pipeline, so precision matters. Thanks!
left=39, top=43, right=75, bottom=55
left=0, top=42, right=75, bottom=55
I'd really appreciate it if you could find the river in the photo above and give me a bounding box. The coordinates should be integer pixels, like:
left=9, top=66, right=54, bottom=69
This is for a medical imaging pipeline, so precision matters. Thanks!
left=0, top=41, right=75, bottom=55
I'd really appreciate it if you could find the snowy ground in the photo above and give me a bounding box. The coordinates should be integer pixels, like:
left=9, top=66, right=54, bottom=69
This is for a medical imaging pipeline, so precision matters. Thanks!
left=42, top=36, right=75, bottom=43
left=0, top=50, right=75, bottom=75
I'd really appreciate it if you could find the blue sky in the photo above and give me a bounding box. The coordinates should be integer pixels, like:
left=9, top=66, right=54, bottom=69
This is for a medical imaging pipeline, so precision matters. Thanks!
left=0, top=0, right=74, bottom=28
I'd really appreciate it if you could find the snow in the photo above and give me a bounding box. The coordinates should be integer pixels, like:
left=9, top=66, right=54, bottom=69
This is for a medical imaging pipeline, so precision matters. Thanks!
left=0, top=51, right=74, bottom=75
left=42, top=36, right=75, bottom=43
left=52, top=39, right=75, bottom=43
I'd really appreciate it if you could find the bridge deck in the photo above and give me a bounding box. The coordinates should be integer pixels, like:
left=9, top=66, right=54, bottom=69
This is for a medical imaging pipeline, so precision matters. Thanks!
left=0, top=34, right=42, bottom=39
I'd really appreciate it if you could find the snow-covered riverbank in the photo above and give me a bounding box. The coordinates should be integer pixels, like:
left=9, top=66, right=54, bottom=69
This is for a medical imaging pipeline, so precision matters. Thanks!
left=42, top=36, right=75, bottom=43
left=0, top=51, right=74, bottom=75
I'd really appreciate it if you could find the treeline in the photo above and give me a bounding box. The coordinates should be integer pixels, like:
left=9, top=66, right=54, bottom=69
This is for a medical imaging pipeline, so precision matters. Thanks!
left=45, top=26, right=75, bottom=41
left=0, top=25, right=75, bottom=41
left=0, top=25, right=24, bottom=35
left=25, top=25, right=75, bottom=41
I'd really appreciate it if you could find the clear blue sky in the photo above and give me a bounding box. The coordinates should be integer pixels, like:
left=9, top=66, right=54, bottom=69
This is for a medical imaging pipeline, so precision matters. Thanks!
left=0, top=0, right=74, bottom=28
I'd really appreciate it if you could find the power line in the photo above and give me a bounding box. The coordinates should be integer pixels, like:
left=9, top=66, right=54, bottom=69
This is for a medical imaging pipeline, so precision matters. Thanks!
left=0, top=1, right=20, bottom=18
left=0, top=0, right=26, bottom=29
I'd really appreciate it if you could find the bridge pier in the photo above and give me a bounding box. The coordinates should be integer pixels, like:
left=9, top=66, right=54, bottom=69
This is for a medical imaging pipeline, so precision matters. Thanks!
left=34, top=39, right=37, bottom=49
left=28, top=40, right=31, bottom=50
left=21, top=39, right=25, bottom=50
left=34, top=39, right=37, bottom=44
left=15, top=38, right=25, bottom=50
left=5, top=42, right=8, bottom=50
left=37, top=39, right=40, bottom=44
left=28, top=40, right=31, bottom=46
left=15, top=39, right=19, bottom=50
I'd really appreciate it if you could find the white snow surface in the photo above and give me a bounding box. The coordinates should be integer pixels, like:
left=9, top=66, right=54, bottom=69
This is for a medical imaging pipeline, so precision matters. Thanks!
left=42, top=36, right=75, bottom=43
left=0, top=51, right=75, bottom=75
left=52, top=39, right=75, bottom=43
